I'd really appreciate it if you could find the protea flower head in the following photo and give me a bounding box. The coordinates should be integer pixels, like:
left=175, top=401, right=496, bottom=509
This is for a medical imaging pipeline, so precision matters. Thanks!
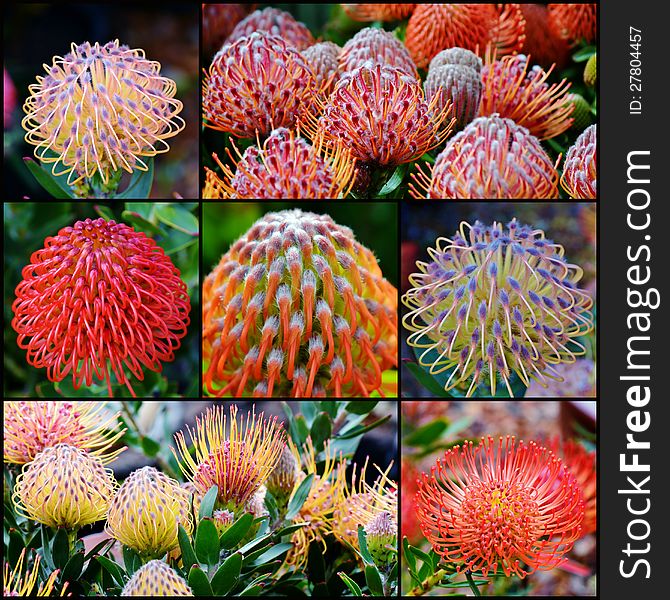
left=365, top=510, right=397, bottom=569
left=266, top=444, right=301, bottom=508
left=561, top=124, right=596, bottom=199
left=480, top=52, right=574, bottom=140
left=203, top=128, right=357, bottom=200
left=106, top=466, right=193, bottom=558
left=3, top=401, right=126, bottom=465
left=564, top=93, right=592, bottom=132
left=11, top=217, right=191, bottom=397
left=405, top=4, right=525, bottom=69
left=410, top=115, right=560, bottom=199
left=341, top=4, right=415, bottom=22
left=338, top=27, right=418, bottom=77
left=401, top=219, right=594, bottom=396
left=203, top=32, right=318, bottom=138
left=302, top=41, right=342, bottom=96
left=548, top=3, right=597, bottom=45
left=13, top=443, right=116, bottom=529
left=225, top=7, right=315, bottom=51
left=22, top=40, right=185, bottom=186
left=3, top=549, right=65, bottom=597
left=520, top=4, right=570, bottom=69
left=171, top=405, right=285, bottom=510
left=202, top=3, right=255, bottom=56
left=202, top=210, right=398, bottom=397
left=121, top=560, right=193, bottom=597
left=415, top=436, right=585, bottom=578
left=584, top=53, right=597, bottom=86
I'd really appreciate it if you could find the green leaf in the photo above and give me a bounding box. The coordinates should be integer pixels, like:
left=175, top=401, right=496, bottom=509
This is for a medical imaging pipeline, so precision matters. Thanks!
left=404, top=418, right=448, bottom=446
left=320, top=401, right=339, bottom=418
left=94, top=204, right=116, bottom=221
left=95, top=555, right=126, bottom=586
left=308, top=542, right=326, bottom=584
left=237, top=532, right=272, bottom=556
left=23, top=157, right=75, bottom=199
left=188, top=564, right=213, bottom=596
left=338, top=572, right=363, bottom=596
left=275, top=522, right=309, bottom=538
left=195, top=519, right=220, bottom=566
left=265, top=490, right=279, bottom=522
left=178, top=524, right=198, bottom=571
left=198, top=485, right=219, bottom=521
left=140, top=436, right=160, bottom=457
left=155, top=204, right=199, bottom=235
left=295, top=415, right=310, bottom=443
left=52, top=528, right=70, bottom=570
left=62, top=551, right=85, bottom=582
left=115, top=158, right=154, bottom=199
left=345, top=401, right=378, bottom=415
left=211, top=552, right=242, bottom=595
left=8, top=529, right=25, bottom=568
left=220, top=513, right=254, bottom=550
left=249, top=543, right=293, bottom=566
left=285, top=473, right=314, bottom=520
left=310, top=412, right=332, bottom=450
left=41, top=525, right=55, bottom=571
left=403, top=537, right=417, bottom=574
left=121, top=210, right=166, bottom=236
left=377, top=164, right=408, bottom=196
left=405, top=361, right=451, bottom=397
left=300, top=401, right=318, bottom=425
left=365, top=565, right=384, bottom=596
left=572, top=45, right=596, bottom=62
left=335, top=414, right=391, bottom=440
left=357, top=526, right=375, bottom=565
left=239, top=584, right=264, bottom=596
left=122, top=546, right=142, bottom=576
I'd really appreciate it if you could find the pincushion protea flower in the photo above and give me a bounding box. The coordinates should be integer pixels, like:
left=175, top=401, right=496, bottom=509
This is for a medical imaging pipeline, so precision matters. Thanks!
left=225, top=7, right=314, bottom=51
left=202, top=3, right=255, bottom=56
left=3, top=401, right=126, bottom=465
left=520, top=4, right=570, bottom=69
left=202, top=210, right=397, bottom=397
left=302, top=41, right=342, bottom=96
left=203, top=33, right=318, bottom=138
left=121, top=560, right=193, bottom=596
left=410, top=115, right=560, bottom=199
left=548, top=3, right=597, bottom=45
left=13, top=443, right=116, bottom=529
left=341, top=4, right=415, bottom=22
left=402, top=219, right=594, bottom=396
left=11, top=218, right=190, bottom=398
left=3, top=549, right=66, bottom=597
left=415, top=436, right=585, bottom=578
left=106, top=466, right=193, bottom=558
left=338, top=27, right=418, bottom=77
left=171, top=405, right=285, bottom=511
left=561, top=124, right=597, bottom=199
left=22, top=40, right=185, bottom=186
left=203, top=128, right=357, bottom=200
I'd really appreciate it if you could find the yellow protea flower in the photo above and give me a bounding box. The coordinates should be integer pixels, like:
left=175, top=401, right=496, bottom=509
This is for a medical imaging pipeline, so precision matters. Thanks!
left=121, top=560, right=192, bottom=596
left=171, top=404, right=286, bottom=512
left=12, top=443, right=116, bottom=529
left=3, top=401, right=126, bottom=465
left=3, top=548, right=66, bottom=597
left=106, top=466, right=192, bottom=559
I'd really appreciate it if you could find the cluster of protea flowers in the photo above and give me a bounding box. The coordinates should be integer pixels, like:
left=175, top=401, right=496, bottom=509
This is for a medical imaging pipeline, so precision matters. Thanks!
left=3, top=549, right=65, bottom=597
left=402, top=219, right=594, bottom=396
left=562, top=124, right=597, bottom=199
left=22, top=40, right=185, bottom=188
left=202, top=210, right=397, bottom=397
left=415, top=436, right=585, bottom=578
left=11, top=218, right=191, bottom=397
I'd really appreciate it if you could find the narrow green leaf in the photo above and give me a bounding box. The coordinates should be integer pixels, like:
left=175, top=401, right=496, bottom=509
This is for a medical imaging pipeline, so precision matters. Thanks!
left=237, top=533, right=272, bottom=556
left=240, top=584, right=264, bottom=596
left=295, top=415, right=310, bottom=443
left=345, top=401, right=378, bottom=415
left=312, top=582, right=331, bottom=597
left=95, top=555, right=126, bottom=586
left=51, top=528, right=70, bottom=570
left=188, top=564, right=213, bottom=596
left=265, top=490, right=279, bottom=522
left=220, top=513, right=254, bottom=550
left=572, top=45, right=596, bottom=62
left=41, top=525, right=55, bottom=571
left=122, top=546, right=142, bottom=576
left=275, top=522, right=309, bottom=538
left=198, top=485, right=219, bottom=521
left=335, top=415, right=391, bottom=440
left=115, top=158, right=154, bottom=199
left=249, top=543, right=293, bottom=566
left=195, top=519, right=220, bottom=566
left=377, top=164, right=408, bottom=196
left=285, top=473, right=314, bottom=520
left=140, top=436, right=160, bottom=457
left=357, top=526, right=374, bottom=565
left=365, top=565, right=384, bottom=596
left=62, top=551, right=85, bottom=582
left=403, top=537, right=417, bottom=574
left=338, top=572, right=363, bottom=596
left=404, top=419, right=448, bottom=447
left=307, top=541, right=326, bottom=584
left=154, top=204, right=199, bottom=235
left=211, top=552, right=242, bottom=595
left=309, top=412, right=332, bottom=450
left=23, top=157, right=74, bottom=199
left=178, top=524, right=198, bottom=572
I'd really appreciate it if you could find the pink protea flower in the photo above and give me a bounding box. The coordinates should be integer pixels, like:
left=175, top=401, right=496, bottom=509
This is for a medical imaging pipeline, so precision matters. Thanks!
left=203, top=33, right=318, bottom=138
left=11, top=218, right=191, bottom=397
left=548, top=3, right=597, bottom=45
left=520, top=4, right=570, bottom=69
left=226, top=7, right=315, bottom=50
left=21, top=40, right=185, bottom=186
left=341, top=4, right=415, bottom=22
left=202, top=3, right=255, bottom=56
left=561, top=124, right=597, bottom=199
left=338, top=27, right=418, bottom=77
left=416, top=436, right=585, bottom=578
left=410, top=115, right=560, bottom=199
left=302, top=41, right=342, bottom=96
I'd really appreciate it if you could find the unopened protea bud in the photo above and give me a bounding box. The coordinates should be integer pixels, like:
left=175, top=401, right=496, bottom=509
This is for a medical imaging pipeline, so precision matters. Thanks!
left=13, top=443, right=116, bottom=529
left=338, top=27, right=418, bottom=77
left=302, top=42, right=342, bottom=96
left=341, top=4, right=415, bottom=22
left=565, top=93, right=592, bottom=132
left=212, top=509, right=235, bottom=537
left=121, top=560, right=193, bottom=596
left=402, top=219, right=594, bottom=396
left=365, top=510, right=397, bottom=569
left=548, top=3, right=597, bottom=45
left=561, top=124, right=597, bottom=199
left=225, top=7, right=315, bottom=51
left=202, top=210, right=398, bottom=397
left=584, top=53, right=597, bottom=87
left=267, top=445, right=300, bottom=508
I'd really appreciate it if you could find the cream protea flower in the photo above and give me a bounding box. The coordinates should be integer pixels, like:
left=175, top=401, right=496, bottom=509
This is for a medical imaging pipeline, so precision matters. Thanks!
left=121, top=560, right=193, bottom=596
left=171, top=405, right=285, bottom=512
left=22, top=40, right=185, bottom=186
left=3, top=401, right=126, bottom=465
left=13, top=443, right=116, bottom=529
left=106, top=466, right=192, bottom=558
left=561, top=124, right=597, bottom=199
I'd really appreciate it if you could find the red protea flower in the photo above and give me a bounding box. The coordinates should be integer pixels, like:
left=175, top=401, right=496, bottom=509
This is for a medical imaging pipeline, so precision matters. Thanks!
left=202, top=3, right=256, bottom=56
left=561, top=124, right=597, bottom=199
left=203, top=128, right=357, bottom=200
left=338, top=27, right=418, bottom=77
left=341, top=4, right=415, bottom=22
left=302, top=41, right=342, bottom=96
left=202, top=210, right=397, bottom=397
left=520, top=4, right=570, bottom=69
left=11, top=218, right=191, bottom=397
left=548, top=3, right=597, bottom=45
left=203, top=32, right=318, bottom=138
left=410, top=115, right=560, bottom=199
left=225, top=7, right=315, bottom=51
left=480, top=52, right=574, bottom=140
left=415, top=436, right=585, bottom=578
left=405, top=4, right=525, bottom=69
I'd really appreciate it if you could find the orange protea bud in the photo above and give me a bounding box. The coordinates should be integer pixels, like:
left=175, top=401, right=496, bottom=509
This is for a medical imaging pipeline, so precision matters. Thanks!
left=548, top=3, right=597, bottom=45
left=480, top=52, right=573, bottom=140
left=520, top=4, right=570, bottom=69
left=202, top=3, right=255, bottom=56
left=561, top=124, right=596, bottom=199
left=410, top=115, right=560, bottom=199
left=22, top=40, right=185, bottom=186
left=106, top=466, right=193, bottom=558
left=405, top=4, right=525, bottom=69
left=339, top=27, right=418, bottom=77
left=302, top=41, right=342, bottom=95
left=202, top=210, right=398, bottom=397
left=171, top=405, right=285, bottom=511
left=13, top=443, right=116, bottom=529
left=583, top=53, right=597, bottom=87
left=3, top=548, right=66, bottom=597
left=121, top=560, right=193, bottom=596
left=225, top=7, right=314, bottom=51
left=341, top=4, right=415, bottom=22
left=11, top=218, right=191, bottom=398
left=3, top=401, right=126, bottom=465
left=203, top=128, right=357, bottom=199
left=416, top=436, right=585, bottom=578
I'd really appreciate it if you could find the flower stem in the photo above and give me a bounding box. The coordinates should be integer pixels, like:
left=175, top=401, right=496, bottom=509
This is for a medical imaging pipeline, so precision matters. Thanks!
left=465, top=570, right=482, bottom=597
left=407, top=568, right=449, bottom=596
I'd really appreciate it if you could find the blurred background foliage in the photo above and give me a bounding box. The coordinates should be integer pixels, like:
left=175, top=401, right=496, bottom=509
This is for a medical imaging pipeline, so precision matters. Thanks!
left=3, top=202, right=199, bottom=398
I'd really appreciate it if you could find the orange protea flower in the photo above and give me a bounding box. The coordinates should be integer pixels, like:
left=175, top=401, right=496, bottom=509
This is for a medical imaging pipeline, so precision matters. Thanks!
left=11, top=218, right=191, bottom=398
left=410, top=115, right=560, bottom=199
left=415, top=436, right=585, bottom=578
left=22, top=40, right=185, bottom=186
left=548, top=3, right=597, bottom=45
left=203, top=128, right=357, bottom=199
left=341, top=4, right=415, bottom=22
left=202, top=210, right=398, bottom=397
left=203, top=32, right=318, bottom=138
left=13, top=443, right=116, bottom=529
left=202, top=3, right=255, bottom=56
left=480, top=52, right=574, bottom=140
left=121, top=560, right=193, bottom=596
left=339, top=27, right=418, bottom=77
left=520, top=4, right=570, bottom=69
left=405, top=4, right=525, bottom=69
left=302, top=41, right=342, bottom=96
left=3, top=549, right=66, bottom=597
left=225, top=7, right=315, bottom=51
left=171, top=405, right=285, bottom=511
left=561, top=124, right=597, bottom=199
